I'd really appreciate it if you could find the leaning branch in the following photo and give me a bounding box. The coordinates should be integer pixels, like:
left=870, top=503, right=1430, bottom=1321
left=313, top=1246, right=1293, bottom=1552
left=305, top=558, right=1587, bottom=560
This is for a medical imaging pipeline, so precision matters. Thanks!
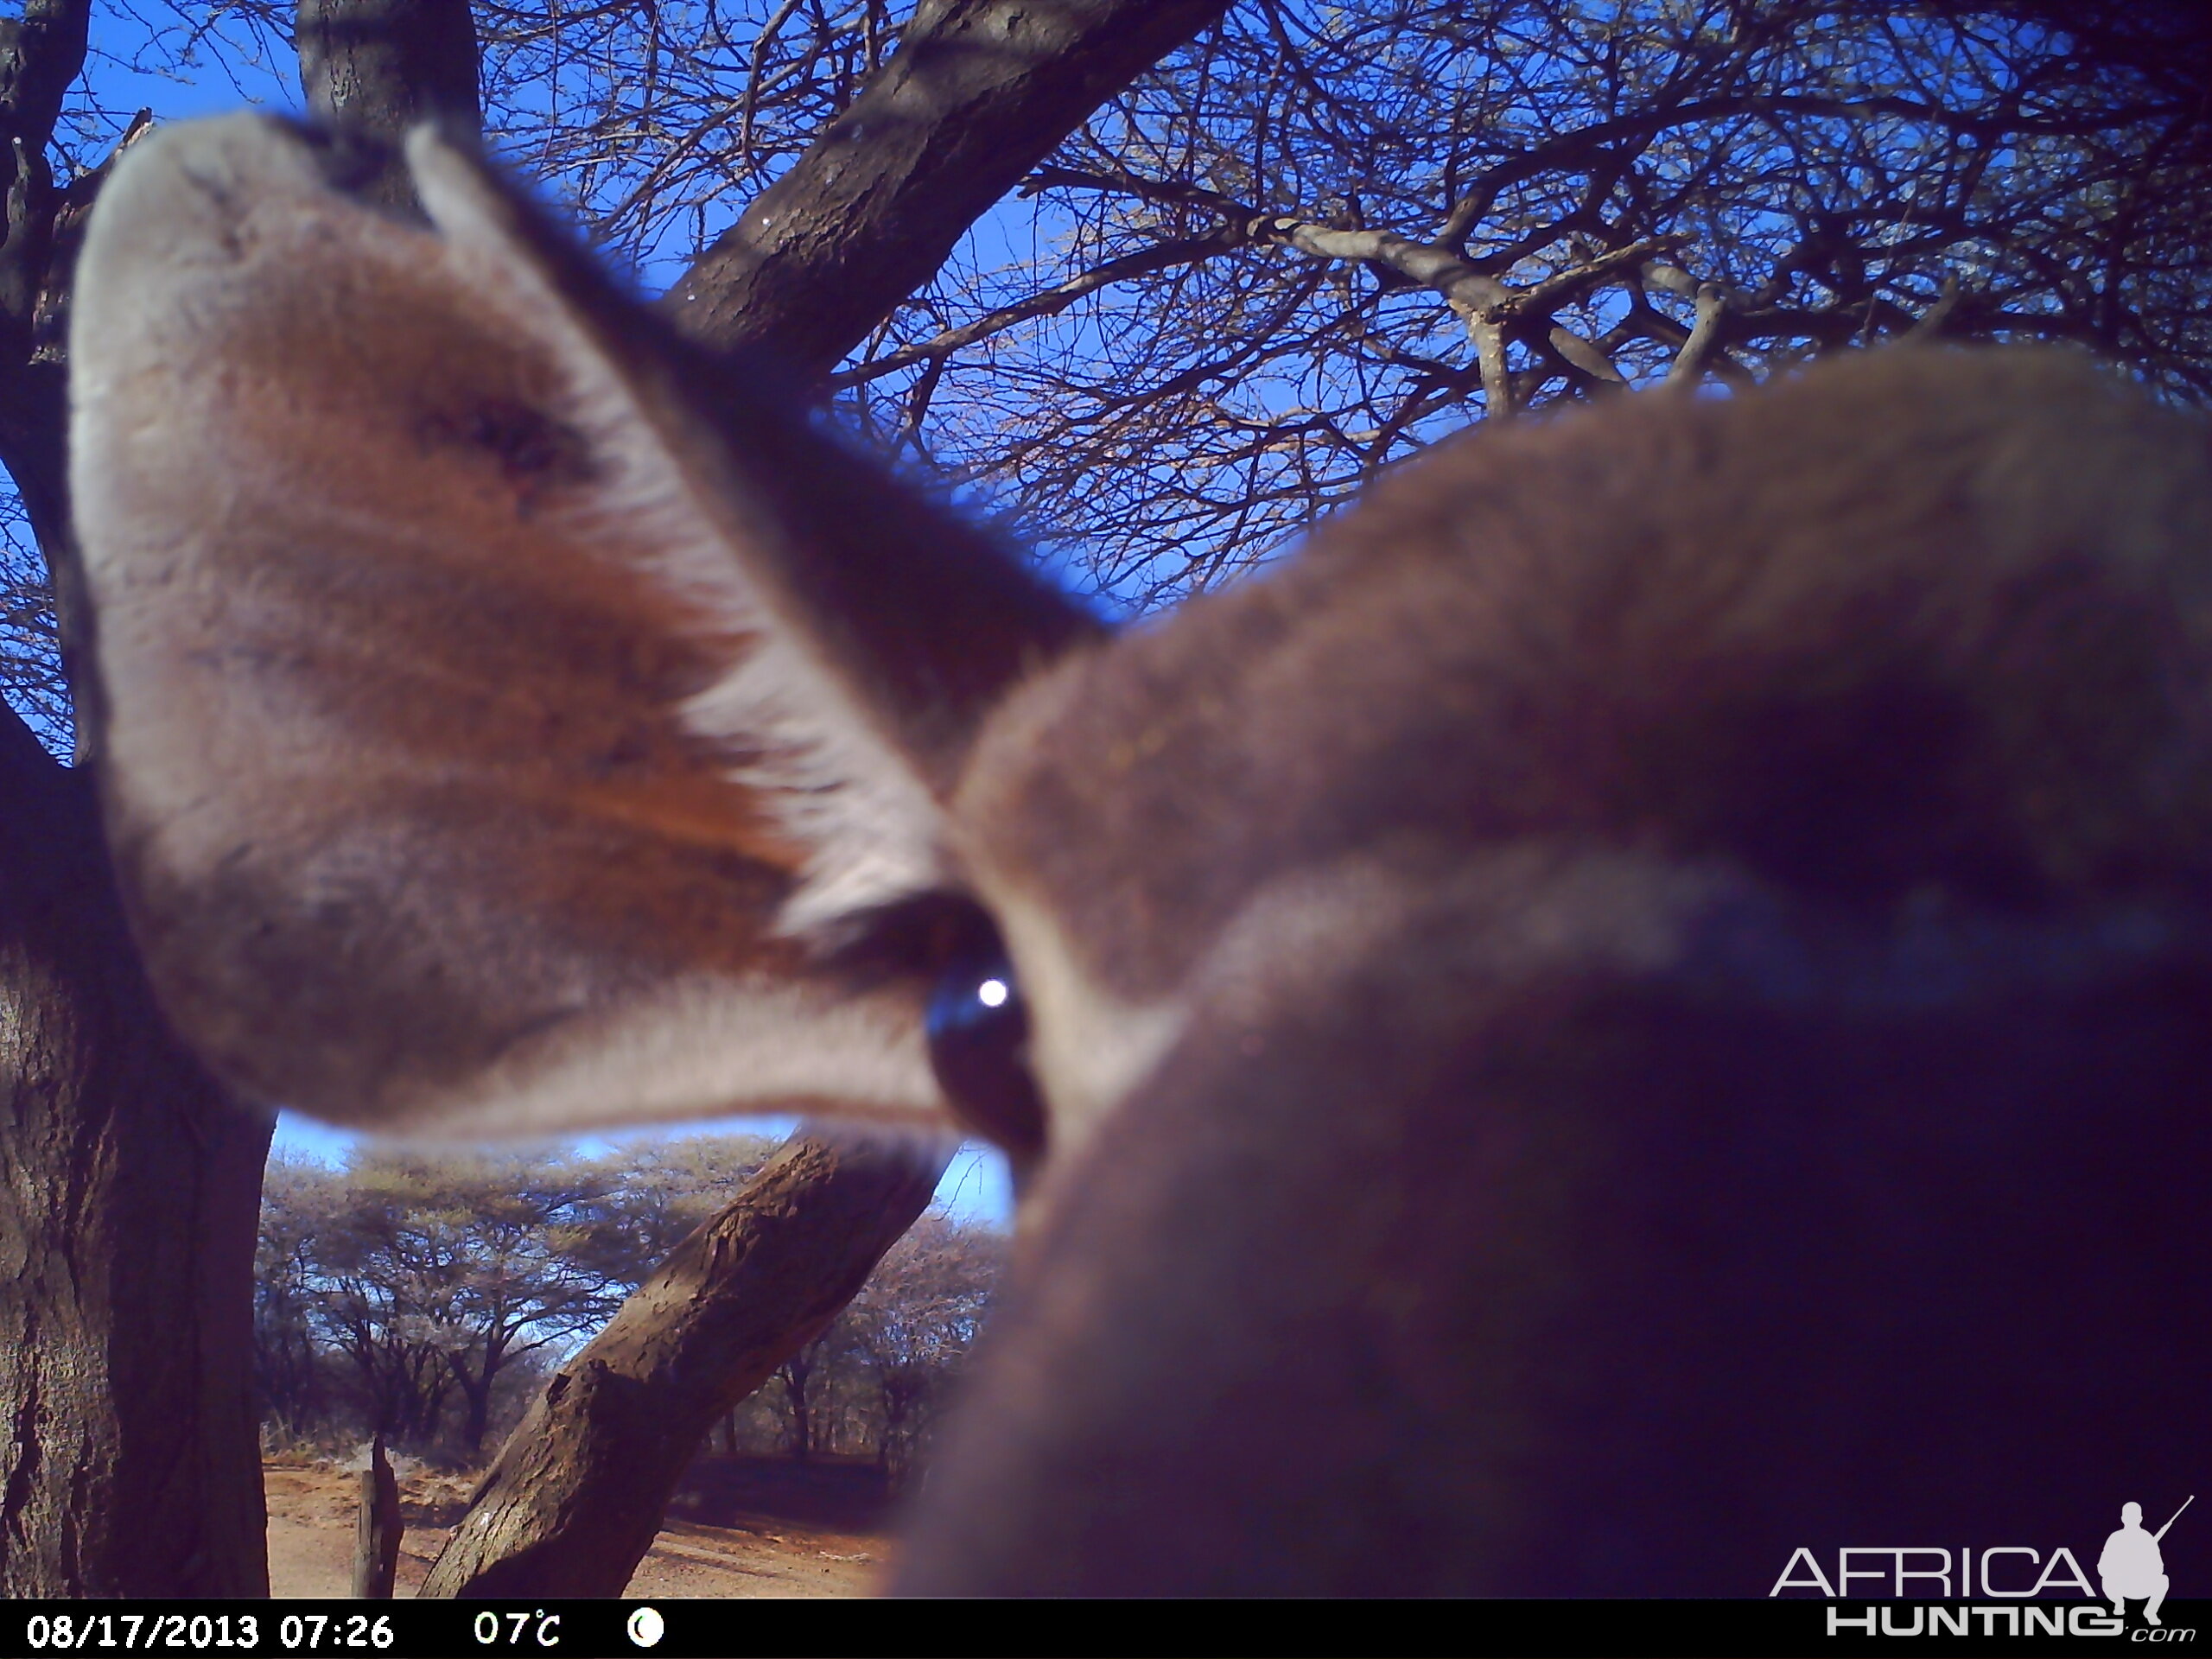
left=419, top=1137, right=950, bottom=1598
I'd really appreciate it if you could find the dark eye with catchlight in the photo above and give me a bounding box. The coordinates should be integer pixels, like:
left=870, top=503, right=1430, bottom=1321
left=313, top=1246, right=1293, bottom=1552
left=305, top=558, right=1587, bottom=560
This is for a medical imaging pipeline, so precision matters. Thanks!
left=926, top=929, right=1047, bottom=1173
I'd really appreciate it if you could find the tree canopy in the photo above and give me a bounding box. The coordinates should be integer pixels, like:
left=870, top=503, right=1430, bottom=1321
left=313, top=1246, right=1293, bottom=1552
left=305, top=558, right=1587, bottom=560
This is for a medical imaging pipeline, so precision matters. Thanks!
left=252, top=1139, right=1000, bottom=1469
left=257, top=1140, right=774, bottom=1457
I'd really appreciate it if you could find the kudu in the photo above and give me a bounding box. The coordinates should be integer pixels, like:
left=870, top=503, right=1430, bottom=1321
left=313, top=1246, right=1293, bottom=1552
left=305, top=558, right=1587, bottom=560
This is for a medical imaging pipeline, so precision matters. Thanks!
left=68, top=116, right=2212, bottom=1595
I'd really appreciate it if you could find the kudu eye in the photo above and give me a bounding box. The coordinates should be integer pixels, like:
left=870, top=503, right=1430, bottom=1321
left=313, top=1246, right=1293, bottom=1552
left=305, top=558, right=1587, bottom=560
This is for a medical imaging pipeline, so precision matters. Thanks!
left=926, top=929, right=1047, bottom=1171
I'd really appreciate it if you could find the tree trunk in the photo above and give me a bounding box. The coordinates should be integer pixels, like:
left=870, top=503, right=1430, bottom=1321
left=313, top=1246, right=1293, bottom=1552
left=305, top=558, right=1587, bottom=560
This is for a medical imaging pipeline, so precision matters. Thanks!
left=296, top=0, right=481, bottom=214
left=350, top=1433, right=402, bottom=1599
left=419, top=1135, right=946, bottom=1598
left=461, top=1382, right=490, bottom=1461
left=448, top=1338, right=506, bottom=1460
left=0, top=714, right=274, bottom=1596
left=779, top=1346, right=817, bottom=1461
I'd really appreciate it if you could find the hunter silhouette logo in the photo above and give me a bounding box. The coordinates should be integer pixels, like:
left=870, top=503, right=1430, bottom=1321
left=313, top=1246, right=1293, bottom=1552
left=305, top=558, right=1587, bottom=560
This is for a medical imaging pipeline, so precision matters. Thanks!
left=1771, top=1494, right=2199, bottom=1618
left=2101, top=1497, right=2192, bottom=1627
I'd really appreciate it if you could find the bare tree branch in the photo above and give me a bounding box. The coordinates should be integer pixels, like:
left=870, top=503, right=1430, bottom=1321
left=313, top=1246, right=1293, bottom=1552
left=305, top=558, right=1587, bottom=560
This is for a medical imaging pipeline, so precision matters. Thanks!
left=664, top=0, right=1235, bottom=378
left=1669, top=283, right=1731, bottom=385
left=834, top=235, right=1225, bottom=387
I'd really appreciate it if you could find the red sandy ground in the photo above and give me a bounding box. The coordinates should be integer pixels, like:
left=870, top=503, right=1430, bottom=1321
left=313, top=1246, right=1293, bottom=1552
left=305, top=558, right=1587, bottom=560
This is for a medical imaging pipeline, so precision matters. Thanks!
left=263, top=1455, right=890, bottom=1598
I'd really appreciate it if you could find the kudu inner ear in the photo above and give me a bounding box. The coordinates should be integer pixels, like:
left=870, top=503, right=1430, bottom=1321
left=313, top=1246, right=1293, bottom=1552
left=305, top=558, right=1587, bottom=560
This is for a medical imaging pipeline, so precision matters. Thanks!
left=68, top=114, right=1093, bottom=1138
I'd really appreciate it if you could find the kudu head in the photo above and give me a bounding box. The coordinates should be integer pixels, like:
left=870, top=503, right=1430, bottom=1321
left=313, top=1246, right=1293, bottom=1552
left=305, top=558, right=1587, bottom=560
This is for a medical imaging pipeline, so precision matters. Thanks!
left=69, top=116, right=2212, bottom=1593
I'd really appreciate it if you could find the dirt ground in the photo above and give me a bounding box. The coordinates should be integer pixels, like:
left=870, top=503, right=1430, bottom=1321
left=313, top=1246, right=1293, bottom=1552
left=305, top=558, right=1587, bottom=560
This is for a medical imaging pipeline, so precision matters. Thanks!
left=263, top=1455, right=889, bottom=1598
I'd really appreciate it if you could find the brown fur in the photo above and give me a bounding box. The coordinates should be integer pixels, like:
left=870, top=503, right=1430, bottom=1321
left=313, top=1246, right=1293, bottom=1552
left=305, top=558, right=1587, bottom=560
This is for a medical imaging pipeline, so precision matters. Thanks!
left=963, top=351, right=2212, bottom=999
left=906, top=351, right=2212, bottom=1592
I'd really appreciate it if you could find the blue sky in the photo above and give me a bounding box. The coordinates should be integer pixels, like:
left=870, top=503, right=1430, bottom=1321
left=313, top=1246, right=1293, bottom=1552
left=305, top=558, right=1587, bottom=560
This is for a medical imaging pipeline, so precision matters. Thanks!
left=271, top=1112, right=1015, bottom=1229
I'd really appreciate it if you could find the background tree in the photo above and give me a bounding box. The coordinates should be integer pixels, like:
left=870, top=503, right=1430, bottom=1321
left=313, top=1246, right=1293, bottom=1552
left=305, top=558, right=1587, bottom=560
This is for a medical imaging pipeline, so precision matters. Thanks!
left=711, top=1211, right=1004, bottom=1470
left=256, top=1138, right=776, bottom=1459
left=772, top=1334, right=829, bottom=1465
left=257, top=1157, right=340, bottom=1444
left=836, top=1211, right=1001, bottom=1479
left=283, top=1153, right=637, bottom=1458
left=251, top=1138, right=998, bottom=1474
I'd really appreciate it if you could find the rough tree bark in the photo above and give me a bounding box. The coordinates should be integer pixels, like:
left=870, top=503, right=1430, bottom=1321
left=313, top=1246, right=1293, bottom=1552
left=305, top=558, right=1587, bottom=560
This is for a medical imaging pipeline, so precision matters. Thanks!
left=0, top=0, right=276, bottom=1600
left=0, top=715, right=276, bottom=1598
left=420, top=1138, right=947, bottom=1597
left=296, top=0, right=481, bottom=213
left=417, top=0, right=1231, bottom=1595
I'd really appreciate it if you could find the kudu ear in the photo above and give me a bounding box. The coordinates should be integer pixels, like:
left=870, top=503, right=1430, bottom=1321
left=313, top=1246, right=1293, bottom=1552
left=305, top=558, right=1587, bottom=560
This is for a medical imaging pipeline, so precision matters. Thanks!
left=69, top=114, right=1094, bottom=1135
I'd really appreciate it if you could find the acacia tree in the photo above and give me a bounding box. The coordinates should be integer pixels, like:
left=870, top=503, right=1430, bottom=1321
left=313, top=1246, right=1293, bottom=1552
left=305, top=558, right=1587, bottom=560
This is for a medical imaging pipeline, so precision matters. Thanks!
left=15, top=5, right=2208, bottom=715
left=836, top=1212, right=1002, bottom=1479
left=282, top=1155, right=626, bottom=1458
left=257, top=1159, right=337, bottom=1443
left=255, top=1140, right=774, bottom=1457
left=822, top=0, right=2212, bottom=602
left=252, top=1141, right=995, bottom=1469
left=727, top=1211, right=1002, bottom=1468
